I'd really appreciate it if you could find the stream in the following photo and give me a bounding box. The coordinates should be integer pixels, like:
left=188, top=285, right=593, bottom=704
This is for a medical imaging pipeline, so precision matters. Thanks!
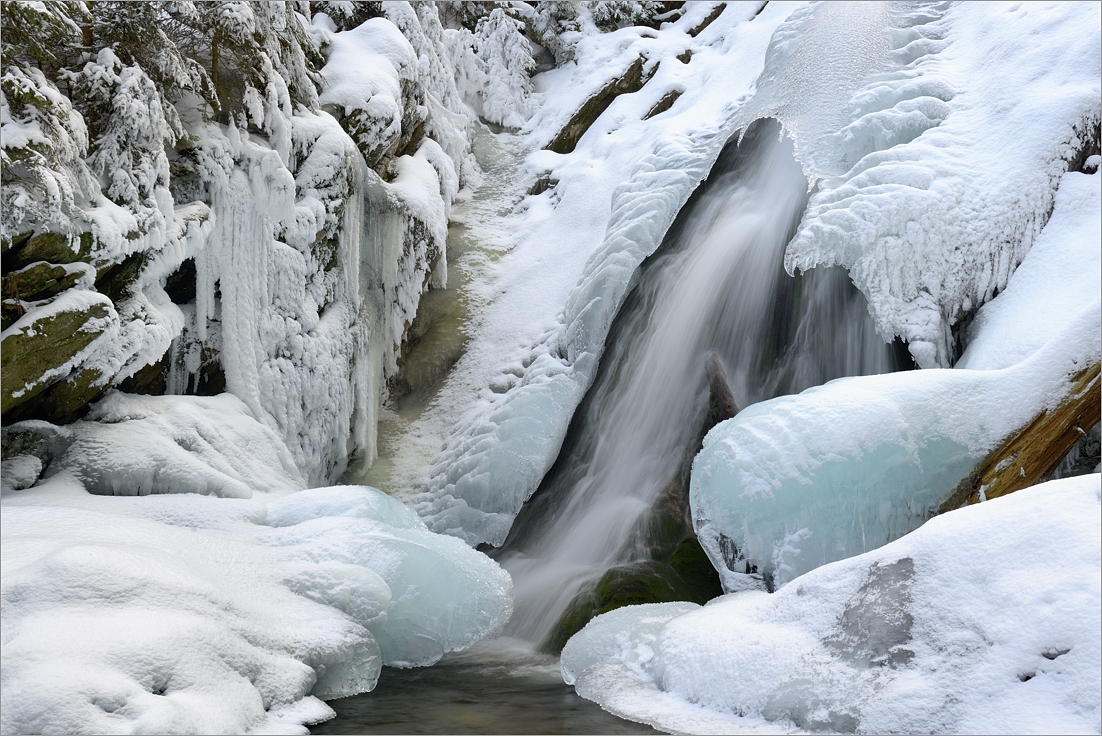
left=327, top=120, right=904, bottom=733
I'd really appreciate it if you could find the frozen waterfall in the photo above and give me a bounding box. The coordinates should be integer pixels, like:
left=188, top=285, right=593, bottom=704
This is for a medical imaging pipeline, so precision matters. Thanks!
left=496, top=120, right=902, bottom=646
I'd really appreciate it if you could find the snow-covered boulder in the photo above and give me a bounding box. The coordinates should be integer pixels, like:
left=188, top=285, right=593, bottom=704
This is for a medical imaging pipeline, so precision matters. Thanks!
left=562, top=474, right=1102, bottom=734
left=1, top=479, right=512, bottom=734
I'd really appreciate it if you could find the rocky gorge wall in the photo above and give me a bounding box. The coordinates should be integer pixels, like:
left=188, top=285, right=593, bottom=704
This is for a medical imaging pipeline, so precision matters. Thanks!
left=1, top=1, right=477, bottom=485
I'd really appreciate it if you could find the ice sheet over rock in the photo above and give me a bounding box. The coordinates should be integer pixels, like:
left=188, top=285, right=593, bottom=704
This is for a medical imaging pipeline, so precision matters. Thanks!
left=563, top=475, right=1102, bottom=735
left=691, top=299, right=1099, bottom=592
left=690, top=165, right=1102, bottom=592
left=2, top=477, right=512, bottom=733
left=774, top=2, right=1101, bottom=367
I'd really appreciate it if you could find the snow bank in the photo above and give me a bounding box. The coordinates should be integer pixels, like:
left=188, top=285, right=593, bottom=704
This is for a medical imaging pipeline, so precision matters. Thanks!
left=414, top=2, right=801, bottom=546
left=563, top=474, right=1102, bottom=735
left=46, top=392, right=306, bottom=499
left=957, top=170, right=1102, bottom=371
left=690, top=165, right=1101, bottom=592
left=775, top=2, right=1101, bottom=367
left=1, top=477, right=512, bottom=734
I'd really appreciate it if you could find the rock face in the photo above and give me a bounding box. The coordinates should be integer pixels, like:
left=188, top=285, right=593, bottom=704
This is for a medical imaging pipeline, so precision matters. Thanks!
left=0, top=4, right=470, bottom=485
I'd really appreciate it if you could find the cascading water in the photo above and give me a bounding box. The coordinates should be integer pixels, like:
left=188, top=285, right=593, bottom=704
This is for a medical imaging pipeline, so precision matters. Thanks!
left=496, top=120, right=904, bottom=646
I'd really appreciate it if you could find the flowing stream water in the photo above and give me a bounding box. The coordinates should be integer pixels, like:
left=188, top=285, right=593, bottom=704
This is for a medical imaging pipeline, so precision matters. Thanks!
left=497, top=120, right=901, bottom=646
left=324, top=120, right=904, bottom=732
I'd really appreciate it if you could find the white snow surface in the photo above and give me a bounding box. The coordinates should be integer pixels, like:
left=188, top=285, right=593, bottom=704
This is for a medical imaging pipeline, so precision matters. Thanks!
left=690, top=166, right=1101, bottom=592
left=563, top=475, right=1102, bottom=735
left=1, top=466, right=512, bottom=734
left=411, top=2, right=803, bottom=546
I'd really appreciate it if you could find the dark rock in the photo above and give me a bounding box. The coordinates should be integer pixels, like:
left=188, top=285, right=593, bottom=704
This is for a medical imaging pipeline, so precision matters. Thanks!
left=528, top=172, right=558, bottom=196
left=118, top=353, right=170, bottom=396
left=545, top=55, right=658, bottom=155
left=3, top=261, right=87, bottom=302
left=164, top=258, right=197, bottom=304
left=686, top=3, right=726, bottom=37
left=676, top=49, right=693, bottom=64
left=95, top=251, right=147, bottom=304
left=643, top=89, right=683, bottom=120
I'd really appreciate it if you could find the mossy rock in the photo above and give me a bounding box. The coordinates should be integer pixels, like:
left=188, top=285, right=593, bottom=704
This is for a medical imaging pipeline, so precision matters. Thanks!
left=1, top=297, right=113, bottom=415
left=3, top=261, right=87, bottom=302
left=669, top=537, right=723, bottom=603
left=546, top=555, right=722, bottom=653
left=5, top=231, right=93, bottom=272
left=4, top=367, right=107, bottom=425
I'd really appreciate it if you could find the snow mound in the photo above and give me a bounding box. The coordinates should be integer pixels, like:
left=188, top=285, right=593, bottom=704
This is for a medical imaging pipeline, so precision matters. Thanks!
left=563, top=474, right=1102, bottom=735
left=1, top=481, right=512, bottom=734
left=771, top=2, right=1101, bottom=367
left=46, top=392, right=306, bottom=498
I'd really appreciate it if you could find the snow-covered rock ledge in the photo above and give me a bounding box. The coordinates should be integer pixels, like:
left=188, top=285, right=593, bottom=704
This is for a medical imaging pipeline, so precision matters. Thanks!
left=563, top=473, right=1102, bottom=735
left=0, top=394, right=512, bottom=734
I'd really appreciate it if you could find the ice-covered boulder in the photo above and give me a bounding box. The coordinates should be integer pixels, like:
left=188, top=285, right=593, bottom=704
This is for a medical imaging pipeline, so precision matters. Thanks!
left=1, top=480, right=513, bottom=734
left=562, top=475, right=1102, bottom=734
left=690, top=165, right=1101, bottom=592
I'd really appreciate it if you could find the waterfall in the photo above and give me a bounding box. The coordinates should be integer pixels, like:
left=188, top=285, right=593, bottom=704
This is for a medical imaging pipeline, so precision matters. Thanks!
left=496, top=120, right=902, bottom=645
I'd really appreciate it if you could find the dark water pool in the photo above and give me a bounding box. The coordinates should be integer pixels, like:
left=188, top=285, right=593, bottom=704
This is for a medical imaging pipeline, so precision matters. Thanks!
left=312, top=639, right=658, bottom=735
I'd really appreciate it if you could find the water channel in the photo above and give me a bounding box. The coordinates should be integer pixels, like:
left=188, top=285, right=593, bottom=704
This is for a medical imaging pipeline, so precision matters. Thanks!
left=328, top=120, right=905, bottom=733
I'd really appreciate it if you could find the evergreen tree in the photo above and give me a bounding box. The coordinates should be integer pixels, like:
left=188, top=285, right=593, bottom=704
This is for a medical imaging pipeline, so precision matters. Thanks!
left=476, top=7, right=534, bottom=129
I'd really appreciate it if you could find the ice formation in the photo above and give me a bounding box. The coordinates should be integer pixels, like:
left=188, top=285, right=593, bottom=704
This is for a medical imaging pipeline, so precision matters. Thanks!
left=771, top=2, right=1101, bottom=367
left=563, top=475, right=1102, bottom=734
left=690, top=163, right=1101, bottom=592
left=1, top=474, right=511, bottom=734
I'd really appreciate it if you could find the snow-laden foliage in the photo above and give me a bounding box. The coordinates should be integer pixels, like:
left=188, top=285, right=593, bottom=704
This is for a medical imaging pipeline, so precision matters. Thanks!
left=476, top=8, right=535, bottom=129
left=515, top=1, right=585, bottom=66
left=563, top=475, right=1102, bottom=734
left=1, top=65, right=95, bottom=241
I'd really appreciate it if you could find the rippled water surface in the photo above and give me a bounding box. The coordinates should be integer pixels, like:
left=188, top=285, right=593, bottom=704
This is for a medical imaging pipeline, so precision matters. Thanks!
left=313, top=640, right=657, bottom=735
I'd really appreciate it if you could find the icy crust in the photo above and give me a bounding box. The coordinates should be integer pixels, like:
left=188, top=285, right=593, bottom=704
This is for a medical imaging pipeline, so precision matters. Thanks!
left=564, top=475, right=1102, bottom=735
left=415, top=3, right=797, bottom=547
left=776, top=2, right=1102, bottom=367
left=691, top=165, right=1102, bottom=592
left=957, top=170, right=1102, bottom=371
left=45, top=392, right=306, bottom=499
left=1, top=481, right=512, bottom=734
left=691, top=298, right=1099, bottom=592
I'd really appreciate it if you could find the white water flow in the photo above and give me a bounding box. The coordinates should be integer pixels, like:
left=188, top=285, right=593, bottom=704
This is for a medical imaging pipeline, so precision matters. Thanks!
left=498, top=125, right=899, bottom=644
